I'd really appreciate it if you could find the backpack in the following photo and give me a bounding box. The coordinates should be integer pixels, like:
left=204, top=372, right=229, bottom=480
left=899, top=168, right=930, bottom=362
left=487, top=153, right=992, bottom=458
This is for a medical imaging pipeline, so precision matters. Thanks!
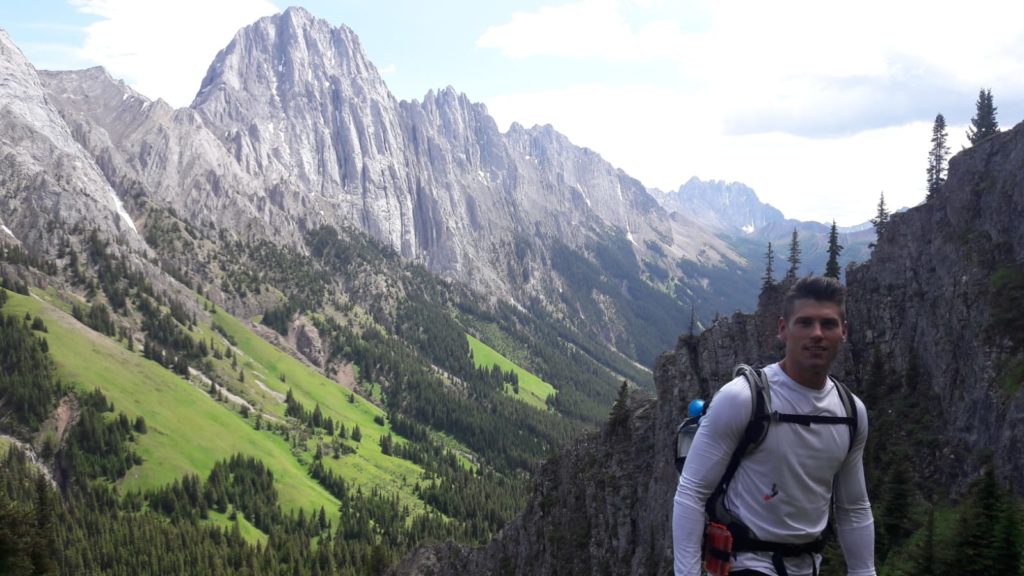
left=675, top=364, right=859, bottom=576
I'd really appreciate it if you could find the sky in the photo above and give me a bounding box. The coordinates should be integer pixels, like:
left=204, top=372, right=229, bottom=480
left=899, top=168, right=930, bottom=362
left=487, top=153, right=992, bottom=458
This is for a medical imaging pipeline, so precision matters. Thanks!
left=4, top=0, right=1024, bottom=226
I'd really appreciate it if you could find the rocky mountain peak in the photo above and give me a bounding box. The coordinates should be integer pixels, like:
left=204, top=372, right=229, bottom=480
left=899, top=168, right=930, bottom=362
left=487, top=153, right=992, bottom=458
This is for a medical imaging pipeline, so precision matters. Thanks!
left=194, top=6, right=386, bottom=107
left=0, top=29, right=145, bottom=252
left=667, top=176, right=786, bottom=234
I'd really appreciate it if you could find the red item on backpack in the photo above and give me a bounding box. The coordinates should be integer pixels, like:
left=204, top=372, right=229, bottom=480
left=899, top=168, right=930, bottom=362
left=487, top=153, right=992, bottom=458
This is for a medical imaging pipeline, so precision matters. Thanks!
left=703, top=522, right=733, bottom=576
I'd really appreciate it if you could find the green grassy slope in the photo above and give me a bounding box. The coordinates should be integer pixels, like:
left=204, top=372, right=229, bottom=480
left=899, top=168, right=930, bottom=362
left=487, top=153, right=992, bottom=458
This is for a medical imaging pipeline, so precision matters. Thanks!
left=468, top=333, right=556, bottom=410
left=3, top=290, right=339, bottom=515
left=3, top=289, right=429, bottom=522
left=209, top=308, right=427, bottom=511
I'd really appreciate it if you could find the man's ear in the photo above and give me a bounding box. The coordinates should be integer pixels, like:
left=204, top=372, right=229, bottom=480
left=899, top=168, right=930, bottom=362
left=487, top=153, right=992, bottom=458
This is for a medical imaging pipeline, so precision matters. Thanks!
left=777, top=315, right=786, bottom=340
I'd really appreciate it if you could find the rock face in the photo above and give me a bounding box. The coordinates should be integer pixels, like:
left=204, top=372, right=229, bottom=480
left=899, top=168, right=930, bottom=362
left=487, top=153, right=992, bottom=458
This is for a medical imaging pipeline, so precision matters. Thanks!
left=0, top=29, right=145, bottom=254
left=39, top=66, right=284, bottom=245
left=182, top=7, right=739, bottom=302
left=392, top=123, right=1024, bottom=575
left=843, top=121, right=1024, bottom=495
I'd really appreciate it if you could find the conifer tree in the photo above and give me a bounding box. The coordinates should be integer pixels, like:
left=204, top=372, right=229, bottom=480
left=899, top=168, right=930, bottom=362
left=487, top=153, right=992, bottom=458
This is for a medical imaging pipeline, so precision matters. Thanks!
left=994, top=495, right=1022, bottom=575
left=869, top=192, right=890, bottom=249
left=967, top=88, right=999, bottom=144
left=872, top=192, right=889, bottom=233
left=927, top=113, right=949, bottom=199
left=785, top=229, right=801, bottom=279
left=825, top=221, right=843, bottom=280
left=908, top=507, right=936, bottom=574
left=608, top=380, right=630, bottom=430
left=948, top=463, right=1005, bottom=575
left=762, top=242, right=775, bottom=289
left=30, top=476, right=58, bottom=575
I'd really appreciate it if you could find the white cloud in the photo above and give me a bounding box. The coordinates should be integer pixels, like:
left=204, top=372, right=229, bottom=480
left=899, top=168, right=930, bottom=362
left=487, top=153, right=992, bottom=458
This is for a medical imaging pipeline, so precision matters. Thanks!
left=479, top=0, right=1024, bottom=136
left=476, top=0, right=687, bottom=61
left=479, top=0, right=1023, bottom=223
left=71, top=0, right=278, bottom=107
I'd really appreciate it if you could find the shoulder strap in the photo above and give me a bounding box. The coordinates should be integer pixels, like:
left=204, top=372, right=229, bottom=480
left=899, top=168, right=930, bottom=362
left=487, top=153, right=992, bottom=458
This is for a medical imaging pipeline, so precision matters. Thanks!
left=706, top=365, right=770, bottom=518
left=833, top=378, right=859, bottom=454
left=761, top=376, right=859, bottom=454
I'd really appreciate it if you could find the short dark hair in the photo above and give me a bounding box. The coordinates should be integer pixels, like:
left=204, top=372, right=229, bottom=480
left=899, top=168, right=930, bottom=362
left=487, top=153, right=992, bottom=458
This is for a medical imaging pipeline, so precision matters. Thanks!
left=782, top=276, right=846, bottom=321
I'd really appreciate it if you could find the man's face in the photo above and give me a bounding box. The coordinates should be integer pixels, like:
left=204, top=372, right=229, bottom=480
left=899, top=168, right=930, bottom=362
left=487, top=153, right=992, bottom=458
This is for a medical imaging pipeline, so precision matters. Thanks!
left=777, top=299, right=847, bottom=376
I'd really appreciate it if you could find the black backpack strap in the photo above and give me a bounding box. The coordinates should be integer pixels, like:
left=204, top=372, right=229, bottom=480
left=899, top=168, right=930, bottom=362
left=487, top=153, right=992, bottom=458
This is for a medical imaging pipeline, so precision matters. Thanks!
left=775, top=413, right=854, bottom=426
left=769, top=377, right=858, bottom=451
left=706, top=365, right=771, bottom=518
left=832, top=379, right=859, bottom=453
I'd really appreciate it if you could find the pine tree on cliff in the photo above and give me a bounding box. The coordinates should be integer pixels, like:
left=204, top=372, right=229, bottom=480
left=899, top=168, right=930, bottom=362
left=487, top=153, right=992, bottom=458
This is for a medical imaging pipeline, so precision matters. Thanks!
left=967, top=88, right=999, bottom=144
left=871, top=192, right=889, bottom=234
left=825, top=221, right=843, bottom=280
left=608, top=380, right=630, bottom=430
left=869, top=192, right=890, bottom=249
left=785, top=229, right=801, bottom=279
left=762, top=242, right=776, bottom=288
left=926, top=113, right=949, bottom=199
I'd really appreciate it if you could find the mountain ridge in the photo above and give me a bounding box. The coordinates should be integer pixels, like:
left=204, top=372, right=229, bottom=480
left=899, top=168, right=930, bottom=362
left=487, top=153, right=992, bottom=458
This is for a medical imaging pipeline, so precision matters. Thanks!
left=27, top=7, right=761, bottom=367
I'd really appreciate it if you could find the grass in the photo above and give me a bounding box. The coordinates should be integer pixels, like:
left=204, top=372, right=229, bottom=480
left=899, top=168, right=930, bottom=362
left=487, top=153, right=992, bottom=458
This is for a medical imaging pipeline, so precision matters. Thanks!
left=3, top=290, right=341, bottom=520
left=467, top=333, right=555, bottom=410
left=207, top=509, right=267, bottom=545
left=2, top=287, right=456, bottom=527
left=206, top=307, right=428, bottom=513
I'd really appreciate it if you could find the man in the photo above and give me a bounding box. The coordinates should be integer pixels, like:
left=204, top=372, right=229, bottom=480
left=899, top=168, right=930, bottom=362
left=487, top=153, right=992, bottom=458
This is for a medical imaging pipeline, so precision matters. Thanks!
left=672, top=277, right=876, bottom=576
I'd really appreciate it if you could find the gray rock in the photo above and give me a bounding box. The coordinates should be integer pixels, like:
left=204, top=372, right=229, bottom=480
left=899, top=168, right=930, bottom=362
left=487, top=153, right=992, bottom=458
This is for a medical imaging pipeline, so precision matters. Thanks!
left=0, top=29, right=146, bottom=255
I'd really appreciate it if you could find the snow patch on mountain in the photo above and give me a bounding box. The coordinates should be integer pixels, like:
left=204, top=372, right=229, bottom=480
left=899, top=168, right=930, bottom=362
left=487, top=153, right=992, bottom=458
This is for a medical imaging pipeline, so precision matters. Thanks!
left=109, top=191, right=137, bottom=233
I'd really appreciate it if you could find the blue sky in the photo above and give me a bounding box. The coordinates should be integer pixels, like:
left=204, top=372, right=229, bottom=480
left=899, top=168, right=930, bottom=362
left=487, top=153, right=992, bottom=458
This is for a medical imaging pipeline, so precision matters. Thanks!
left=4, top=0, right=1023, bottom=226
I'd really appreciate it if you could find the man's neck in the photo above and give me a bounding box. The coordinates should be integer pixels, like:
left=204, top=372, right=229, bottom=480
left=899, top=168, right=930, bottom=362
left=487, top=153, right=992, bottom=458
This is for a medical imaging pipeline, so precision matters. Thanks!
left=779, top=358, right=829, bottom=390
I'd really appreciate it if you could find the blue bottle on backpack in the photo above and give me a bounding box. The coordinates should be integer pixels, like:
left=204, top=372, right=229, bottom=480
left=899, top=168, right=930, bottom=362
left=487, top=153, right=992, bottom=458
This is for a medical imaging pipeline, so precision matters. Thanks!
left=675, top=399, right=705, bottom=475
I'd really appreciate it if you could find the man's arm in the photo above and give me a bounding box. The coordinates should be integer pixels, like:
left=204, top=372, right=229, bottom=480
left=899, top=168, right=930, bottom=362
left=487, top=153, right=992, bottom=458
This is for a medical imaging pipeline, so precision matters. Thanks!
left=834, top=396, right=876, bottom=576
left=673, top=378, right=751, bottom=576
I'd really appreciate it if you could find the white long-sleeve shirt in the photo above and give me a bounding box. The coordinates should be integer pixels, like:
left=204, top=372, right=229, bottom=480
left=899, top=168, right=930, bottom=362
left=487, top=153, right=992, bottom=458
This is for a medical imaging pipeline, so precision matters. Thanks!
left=672, top=362, right=876, bottom=576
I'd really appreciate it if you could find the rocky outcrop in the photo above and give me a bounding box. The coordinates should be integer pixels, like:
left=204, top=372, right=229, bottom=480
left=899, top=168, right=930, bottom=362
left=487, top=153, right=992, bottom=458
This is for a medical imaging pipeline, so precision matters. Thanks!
left=843, top=122, right=1024, bottom=495
left=39, top=67, right=284, bottom=246
left=0, top=29, right=146, bottom=255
